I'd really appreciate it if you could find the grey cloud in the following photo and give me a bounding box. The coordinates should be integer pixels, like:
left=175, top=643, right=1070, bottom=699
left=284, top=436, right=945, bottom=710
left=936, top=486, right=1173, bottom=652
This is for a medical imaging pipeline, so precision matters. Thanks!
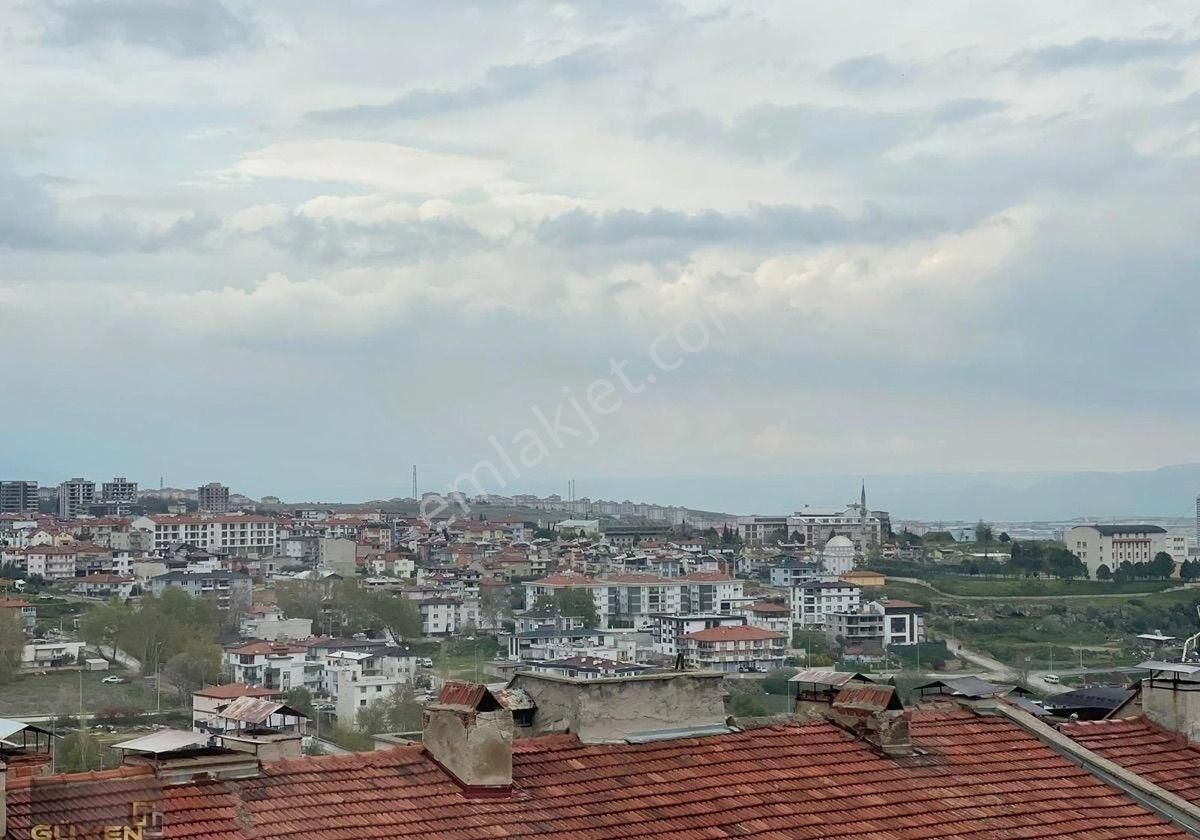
left=1019, top=35, right=1200, bottom=74
left=931, top=97, right=1005, bottom=124
left=0, top=172, right=217, bottom=253
left=37, top=0, right=256, bottom=58
left=536, top=202, right=943, bottom=257
left=308, top=48, right=609, bottom=123
left=251, top=212, right=485, bottom=264
left=828, top=54, right=910, bottom=90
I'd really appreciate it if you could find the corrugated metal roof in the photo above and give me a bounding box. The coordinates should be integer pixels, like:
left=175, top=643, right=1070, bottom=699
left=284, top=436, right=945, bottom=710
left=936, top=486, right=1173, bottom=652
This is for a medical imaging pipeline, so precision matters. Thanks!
left=113, top=730, right=210, bottom=754
left=788, top=670, right=871, bottom=687
left=0, top=719, right=56, bottom=742
left=1139, top=660, right=1200, bottom=675
left=217, top=696, right=307, bottom=724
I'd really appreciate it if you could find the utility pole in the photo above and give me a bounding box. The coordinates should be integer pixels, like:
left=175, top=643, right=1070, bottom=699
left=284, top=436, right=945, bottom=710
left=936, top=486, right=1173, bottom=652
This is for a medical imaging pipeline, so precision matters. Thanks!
left=412, top=466, right=417, bottom=501
left=1049, top=644, right=1054, bottom=673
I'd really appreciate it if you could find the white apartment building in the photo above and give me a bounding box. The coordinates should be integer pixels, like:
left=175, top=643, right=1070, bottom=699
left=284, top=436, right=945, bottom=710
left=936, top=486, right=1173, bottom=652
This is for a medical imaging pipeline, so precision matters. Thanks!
left=743, top=602, right=793, bottom=636
left=323, top=648, right=418, bottom=722
left=825, top=599, right=924, bottom=648
left=792, top=581, right=862, bottom=627
left=678, top=625, right=787, bottom=672
left=132, top=514, right=278, bottom=556
left=225, top=640, right=323, bottom=692
left=524, top=572, right=742, bottom=630
left=1063, top=524, right=1169, bottom=579
left=650, top=613, right=747, bottom=657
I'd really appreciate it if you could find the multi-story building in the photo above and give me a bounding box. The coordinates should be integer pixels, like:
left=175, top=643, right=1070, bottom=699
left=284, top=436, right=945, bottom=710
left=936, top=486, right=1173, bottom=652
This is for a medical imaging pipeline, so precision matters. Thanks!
left=743, top=602, right=792, bottom=636
left=678, top=625, right=787, bottom=672
left=132, top=514, right=278, bottom=556
left=3, top=543, right=123, bottom=581
left=768, top=560, right=824, bottom=588
left=324, top=647, right=418, bottom=722
left=0, top=480, right=38, bottom=515
left=526, top=572, right=741, bottom=630
left=825, top=599, right=924, bottom=648
left=101, top=477, right=139, bottom=504
left=735, top=515, right=790, bottom=546
left=650, top=613, right=747, bottom=657
left=0, top=597, right=37, bottom=631
left=150, top=569, right=253, bottom=611
left=224, top=640, right=322, bottom=692
left=57, top=478, right=96, bottom=518
left=792, top=581, right=862, bottom=627
left=1063, top=524, right=1169, bottom=579
left=198, top=482, right=231, bottom=513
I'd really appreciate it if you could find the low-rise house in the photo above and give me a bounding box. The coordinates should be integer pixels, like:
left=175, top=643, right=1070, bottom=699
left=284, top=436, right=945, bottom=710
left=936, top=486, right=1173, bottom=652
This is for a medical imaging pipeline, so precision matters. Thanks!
left=679, top=625, right=787, bottom=672
left=529, top=656, right=655, bottom=680
left=192, top=683, right=281, bottom=734
left=71, top=573, right=136, bottom=599
left=0, top=597, right=36, bottom=631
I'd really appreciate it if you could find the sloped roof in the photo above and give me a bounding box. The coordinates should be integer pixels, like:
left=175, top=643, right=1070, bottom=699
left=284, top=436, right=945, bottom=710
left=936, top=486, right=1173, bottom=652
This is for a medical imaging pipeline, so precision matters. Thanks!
left=217, top=697, right=307, bottom=724
left=1061, top=716, right=1200, bottom=805
left=194, top=683, right=279, bottom=700
left=4, top=710, right=1190, bottom=839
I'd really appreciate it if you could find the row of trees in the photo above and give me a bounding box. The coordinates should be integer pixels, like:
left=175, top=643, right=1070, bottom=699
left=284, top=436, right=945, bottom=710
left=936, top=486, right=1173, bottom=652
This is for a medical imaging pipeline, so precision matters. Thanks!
left=0, top=608, right=23, bottom=681
left=1008, top=542, right=1088, bottom=579
left=1096, top=552, right=1178, bottom=582
left=79, top=589, right=223, bottom=700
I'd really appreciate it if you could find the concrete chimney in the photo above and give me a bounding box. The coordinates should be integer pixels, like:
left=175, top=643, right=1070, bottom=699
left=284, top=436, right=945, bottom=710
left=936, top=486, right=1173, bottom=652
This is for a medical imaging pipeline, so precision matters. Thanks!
left=422, top=684, right=513, bottom=793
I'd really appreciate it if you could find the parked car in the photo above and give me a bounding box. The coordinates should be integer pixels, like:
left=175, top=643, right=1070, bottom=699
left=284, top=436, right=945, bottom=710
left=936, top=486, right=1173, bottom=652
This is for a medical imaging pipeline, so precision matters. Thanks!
left=419, top=657, right=435, bottom=668
left=100, top=675, right=126, bottom=684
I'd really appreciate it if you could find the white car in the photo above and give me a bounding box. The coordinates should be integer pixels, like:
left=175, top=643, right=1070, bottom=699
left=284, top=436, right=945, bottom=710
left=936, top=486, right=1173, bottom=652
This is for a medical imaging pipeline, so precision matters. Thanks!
left=100, top=675, right=126, bottom=684
left=1043, top=674, right=1060, bottom=684
left=419, top=657, right=435, bottom=668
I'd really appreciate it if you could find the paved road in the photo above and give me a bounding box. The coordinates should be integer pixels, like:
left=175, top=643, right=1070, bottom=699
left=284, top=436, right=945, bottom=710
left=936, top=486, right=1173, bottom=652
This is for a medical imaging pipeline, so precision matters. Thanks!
left=941, top=636, right=1070, bottom=695
left=889, top=576, right=1196, bottom=601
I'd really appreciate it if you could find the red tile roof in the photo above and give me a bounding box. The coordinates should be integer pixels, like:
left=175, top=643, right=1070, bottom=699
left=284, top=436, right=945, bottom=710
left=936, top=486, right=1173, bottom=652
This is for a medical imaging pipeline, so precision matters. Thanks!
left=1061, top=716, right=1200, bottom=804
left=227, top=641, right=306, bottom=656
left=194, top=683, right=280, bottom=700
left=4, top=710, right=1190, bottom=839
left=681, top=625, right=785, bottom=642
left=0, top=598, right=33, bottom=608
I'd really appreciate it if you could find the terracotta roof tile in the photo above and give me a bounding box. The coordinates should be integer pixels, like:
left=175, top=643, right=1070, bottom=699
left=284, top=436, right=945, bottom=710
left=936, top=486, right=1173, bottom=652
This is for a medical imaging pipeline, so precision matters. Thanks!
left=4, top=710, right=1191, bottom=839
left=1061, top=716, right=1200, bottom=805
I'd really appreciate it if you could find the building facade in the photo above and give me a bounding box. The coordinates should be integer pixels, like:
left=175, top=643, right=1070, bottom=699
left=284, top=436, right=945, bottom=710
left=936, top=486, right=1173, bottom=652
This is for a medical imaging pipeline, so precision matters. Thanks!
left=198, top=482, right=231, bottom=513
left=678, top=625, right=787, bottom=672
left=101, top=477, right=139, bottom=503
left=1063, top=524, right=1169, bottom=579
left=58, top=478, right=96, bottom=518
left=0, top=480, right=38, bottom=514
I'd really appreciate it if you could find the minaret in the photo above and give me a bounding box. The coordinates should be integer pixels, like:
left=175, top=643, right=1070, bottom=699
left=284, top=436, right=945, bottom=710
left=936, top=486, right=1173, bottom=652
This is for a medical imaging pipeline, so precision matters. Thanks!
left=860, top=480, right=869, bottom=547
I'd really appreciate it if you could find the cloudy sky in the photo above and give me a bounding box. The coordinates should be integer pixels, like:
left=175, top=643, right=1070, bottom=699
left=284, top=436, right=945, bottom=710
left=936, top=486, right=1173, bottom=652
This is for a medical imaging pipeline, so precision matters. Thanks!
left=3, top=0, right=1200, bottom=506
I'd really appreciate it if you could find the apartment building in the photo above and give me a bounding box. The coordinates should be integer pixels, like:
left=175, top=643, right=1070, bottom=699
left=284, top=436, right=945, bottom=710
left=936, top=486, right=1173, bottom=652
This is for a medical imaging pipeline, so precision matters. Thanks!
left=826, top=599, right=925, bottom=648
left=525, top=572, right=744, bottom=629
left=1063, top=524, right=1169, bottom=579
left=650, top=613, right=747, bottom=657
left=198, top=482, right=231, bottom=513
left=224, top=640, right=323, bottom=692
left=792, top=581, right=862, bottom=627
left=151, top=570, right=253, bottom=611
left=678, top=625, right=787, bottom=672
left=57, top=478, right=96, bottom=518
left=132, top=514, right=278, bottom=556
left=324, top=647, right=418, bottom=722
left=0, top=480, right=38, bottom=514
left=3, top=543, right=123, bottom=581
left=101, top=477, right=139, bottom=503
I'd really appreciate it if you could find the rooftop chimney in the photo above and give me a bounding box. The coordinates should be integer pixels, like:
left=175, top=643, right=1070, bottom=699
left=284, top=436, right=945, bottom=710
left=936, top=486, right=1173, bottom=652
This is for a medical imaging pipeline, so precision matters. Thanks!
left=829, top=684, right=912, bottom=756
left=422, top=683, right=513, bottom=794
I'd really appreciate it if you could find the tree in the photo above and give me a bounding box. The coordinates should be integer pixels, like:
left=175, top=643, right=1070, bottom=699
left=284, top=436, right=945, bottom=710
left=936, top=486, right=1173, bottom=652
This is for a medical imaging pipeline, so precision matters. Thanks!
left=1150, top=551, right=1176, bottom=580
left=163, top=647, right=222, bottom=702
left=1096, top=563, right=1113, bottom=581
left=356, top=686, right=423, bottom=735
left=479, top=586, right=506, bottom=630
left=0, top=608, right=23, bottom=682
left=998, top=532, right=1011, bottom=543
left=1180, top=560, right=1200, bottom=582
left=1010, top=542, right=1046, bottom=577
left=554, top=589, right=599, bottom=628
left=1045, top=548, right=1087, bottom=580
left=730, top=693, right=768, bottom=717
left=975, top=520, right=994, bottom=544
left=59, top=730, right=102, bottom=772
left=283, top=687, right=315, bottom=719
left=276, top=579, right=327, bottom=624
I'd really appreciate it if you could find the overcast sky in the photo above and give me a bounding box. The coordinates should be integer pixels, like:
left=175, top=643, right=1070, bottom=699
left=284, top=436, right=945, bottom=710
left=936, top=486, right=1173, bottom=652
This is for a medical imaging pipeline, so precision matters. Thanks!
left=3, top=1, right=1200, bottom=504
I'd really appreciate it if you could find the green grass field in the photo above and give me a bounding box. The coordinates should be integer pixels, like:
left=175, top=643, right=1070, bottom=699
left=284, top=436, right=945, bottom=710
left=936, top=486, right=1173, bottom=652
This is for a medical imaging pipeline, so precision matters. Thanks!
left=0, top=669, right=155, bottom=717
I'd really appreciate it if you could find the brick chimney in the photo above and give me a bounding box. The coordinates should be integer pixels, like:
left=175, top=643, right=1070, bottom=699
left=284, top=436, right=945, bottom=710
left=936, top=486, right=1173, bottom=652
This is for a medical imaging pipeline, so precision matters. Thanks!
left=422, top=683, right=513, bottom=793
left=829, top=684, right=912, bottom=756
